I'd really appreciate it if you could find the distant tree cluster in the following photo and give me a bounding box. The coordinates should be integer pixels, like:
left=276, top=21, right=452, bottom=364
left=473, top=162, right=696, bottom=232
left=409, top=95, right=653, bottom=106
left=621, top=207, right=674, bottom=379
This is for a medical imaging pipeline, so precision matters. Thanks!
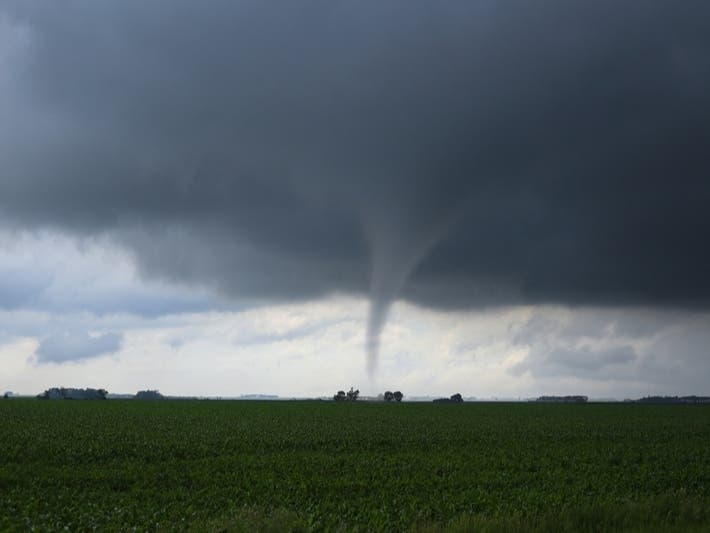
left=636, top=395, right=710, bottom=404
left=536, top=395, right=588, bottom=403
left=433, top=393, right=463, bottom=404
left=37, top=387, right=107, bottom=400
left=334, top=387, right=359, bottom=401
left=135, top=390, right=164, bottom=400
left=382, top=391, right=403, bottom=402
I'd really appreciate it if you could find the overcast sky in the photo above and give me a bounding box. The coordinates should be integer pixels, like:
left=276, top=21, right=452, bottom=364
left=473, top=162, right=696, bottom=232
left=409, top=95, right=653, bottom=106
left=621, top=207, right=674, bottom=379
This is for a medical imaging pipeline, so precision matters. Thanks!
left=1, top=1, right=709, bottom=398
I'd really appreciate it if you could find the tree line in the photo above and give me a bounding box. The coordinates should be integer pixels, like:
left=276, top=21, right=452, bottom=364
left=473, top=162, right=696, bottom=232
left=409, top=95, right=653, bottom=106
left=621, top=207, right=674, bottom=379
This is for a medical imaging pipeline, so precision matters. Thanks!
left=332, top=388, right=404, bottom=402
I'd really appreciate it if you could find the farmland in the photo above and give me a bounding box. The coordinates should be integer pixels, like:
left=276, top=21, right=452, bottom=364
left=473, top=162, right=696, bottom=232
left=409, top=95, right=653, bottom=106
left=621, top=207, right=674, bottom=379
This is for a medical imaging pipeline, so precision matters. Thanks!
left=1, top=400, right=709, bottom=531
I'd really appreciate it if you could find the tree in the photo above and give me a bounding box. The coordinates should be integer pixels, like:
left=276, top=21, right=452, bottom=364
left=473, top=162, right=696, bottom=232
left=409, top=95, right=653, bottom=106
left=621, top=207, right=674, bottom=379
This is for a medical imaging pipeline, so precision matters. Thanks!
left=334, top=387, right=359, bottom=401
left=135, top=390, right=163, bottom=400
left=346, top=387, right=359, bottom=401
left=37, top=387, right=108, bottom=400
left=450, top=393, right=463, bottom=403
left=383, top=391, right=394, bottom=402
left=333, top=390, right=347, bottom=401
left=393, top=391, right=403, bottom=402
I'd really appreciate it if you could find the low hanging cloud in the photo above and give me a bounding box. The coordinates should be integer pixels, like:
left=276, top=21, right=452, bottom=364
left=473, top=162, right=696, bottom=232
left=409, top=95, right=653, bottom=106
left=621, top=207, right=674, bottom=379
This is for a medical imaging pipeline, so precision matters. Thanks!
left=35, top=330, right=122, bottom=363
left=0, top=230, right=223, bottom=316
left=508, top=307, right=710, bottom=393
left=1, top=1, right=710, bottom=370
left=510, top=345, right=638, bottom=380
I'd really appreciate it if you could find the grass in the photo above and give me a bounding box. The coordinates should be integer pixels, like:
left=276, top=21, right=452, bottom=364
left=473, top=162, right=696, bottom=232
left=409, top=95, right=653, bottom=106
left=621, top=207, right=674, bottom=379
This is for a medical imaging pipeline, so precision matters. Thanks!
left=1, top=400, right=709, bottom=531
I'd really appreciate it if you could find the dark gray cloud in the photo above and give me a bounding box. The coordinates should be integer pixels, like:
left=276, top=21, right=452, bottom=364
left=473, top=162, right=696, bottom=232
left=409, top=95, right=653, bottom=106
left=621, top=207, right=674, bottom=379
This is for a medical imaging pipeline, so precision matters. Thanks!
left=508, top=308, right=710, bottom=393
left=1, top=2, right=710, bottom=368
left=35, top=330, right=122, bottom=363
left=510, top=344, right=637, bottom=380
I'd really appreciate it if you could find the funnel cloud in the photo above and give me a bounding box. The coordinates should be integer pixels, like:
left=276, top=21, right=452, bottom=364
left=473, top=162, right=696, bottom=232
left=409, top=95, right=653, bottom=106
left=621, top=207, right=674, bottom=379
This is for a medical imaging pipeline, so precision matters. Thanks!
left=1, top=1, right=710, bottom=372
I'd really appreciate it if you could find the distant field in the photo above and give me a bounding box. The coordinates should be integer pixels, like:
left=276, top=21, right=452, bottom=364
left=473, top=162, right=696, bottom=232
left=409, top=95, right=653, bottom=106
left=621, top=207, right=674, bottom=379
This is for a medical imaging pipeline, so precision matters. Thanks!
left=1, top=400, right=709, bottom=531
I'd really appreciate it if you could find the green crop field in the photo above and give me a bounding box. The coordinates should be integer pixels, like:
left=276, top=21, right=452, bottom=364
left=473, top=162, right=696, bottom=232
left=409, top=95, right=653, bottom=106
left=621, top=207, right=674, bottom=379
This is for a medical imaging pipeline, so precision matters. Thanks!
left=1, top=400, right=709, bottom=532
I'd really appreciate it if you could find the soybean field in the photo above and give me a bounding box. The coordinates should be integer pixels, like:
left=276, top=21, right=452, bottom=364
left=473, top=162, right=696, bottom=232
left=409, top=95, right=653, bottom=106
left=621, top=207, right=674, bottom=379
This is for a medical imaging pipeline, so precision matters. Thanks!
left=1, top=400, right=709, bottom=531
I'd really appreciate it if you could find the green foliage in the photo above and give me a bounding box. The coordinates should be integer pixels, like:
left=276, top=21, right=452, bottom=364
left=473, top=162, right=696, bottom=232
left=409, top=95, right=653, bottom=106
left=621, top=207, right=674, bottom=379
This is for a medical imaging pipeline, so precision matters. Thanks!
left=1, top=400, right=709, bottom=531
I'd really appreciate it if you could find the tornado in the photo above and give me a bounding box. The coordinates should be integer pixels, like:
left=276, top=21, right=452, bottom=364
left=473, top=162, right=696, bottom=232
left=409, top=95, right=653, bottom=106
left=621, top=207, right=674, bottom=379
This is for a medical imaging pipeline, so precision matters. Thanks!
left=363, top=207, right=464, bottom=376
left=366, top=247, right=410, bottom=377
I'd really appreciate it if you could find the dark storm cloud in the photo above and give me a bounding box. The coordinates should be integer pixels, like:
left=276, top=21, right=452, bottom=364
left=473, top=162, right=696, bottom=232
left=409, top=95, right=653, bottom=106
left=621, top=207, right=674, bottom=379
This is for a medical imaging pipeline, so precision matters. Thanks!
left=2, top=1, right=710, bottom=364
